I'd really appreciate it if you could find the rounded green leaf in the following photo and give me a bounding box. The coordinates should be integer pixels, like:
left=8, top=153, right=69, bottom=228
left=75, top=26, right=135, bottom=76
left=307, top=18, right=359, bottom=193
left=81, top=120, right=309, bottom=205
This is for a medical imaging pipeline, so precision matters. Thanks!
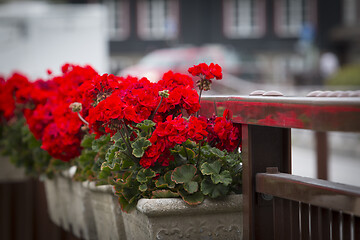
left=136, top=168, right=156, bottom=183
left=200, top=161, right=221, bottom=176
left=171, top=164, right=197, bottom=184
left=201, top=178, right=229, bottom=198
left=179, top=190, right=204, bottom=205
left=211, top=170, right=232, bottom=186
left=131, top=137, right=152, bottom=158
left=184, top=181, right=198, bottom=194
left=139, top=184, right=148, bottom=192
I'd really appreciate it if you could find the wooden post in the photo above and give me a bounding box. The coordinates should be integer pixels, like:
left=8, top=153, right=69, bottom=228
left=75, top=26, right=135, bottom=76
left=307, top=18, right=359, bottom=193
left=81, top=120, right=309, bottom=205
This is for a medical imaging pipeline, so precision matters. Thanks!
left=315, top=131, right=328, bottom=180
left=242, top=125, right=291, bottom=239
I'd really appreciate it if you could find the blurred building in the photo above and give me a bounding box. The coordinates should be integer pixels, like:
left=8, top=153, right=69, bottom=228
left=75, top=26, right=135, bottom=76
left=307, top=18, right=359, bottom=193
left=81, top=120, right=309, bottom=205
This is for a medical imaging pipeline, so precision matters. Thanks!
left=99, top=0, right=357, bottom=85
left=1, top=0, right=359, bottom=85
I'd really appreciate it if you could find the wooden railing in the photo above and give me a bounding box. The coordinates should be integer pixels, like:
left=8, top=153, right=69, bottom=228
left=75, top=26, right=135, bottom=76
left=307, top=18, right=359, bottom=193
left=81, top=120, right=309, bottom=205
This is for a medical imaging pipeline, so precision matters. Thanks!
left=200, top=94, right=360, bottom=240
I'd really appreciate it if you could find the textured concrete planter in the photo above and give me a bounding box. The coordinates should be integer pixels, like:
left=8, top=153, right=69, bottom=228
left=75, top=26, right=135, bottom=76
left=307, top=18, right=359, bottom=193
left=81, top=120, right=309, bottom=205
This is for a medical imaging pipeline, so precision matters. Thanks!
left=43, top=175, right=63, bottom=226
left=122, top=194, right=243, bottom=240
left=87, top=182, right=126, bottom=240
left=71, top=181, right=97, bottom=240
left=44, top=170, right=97, bottom=240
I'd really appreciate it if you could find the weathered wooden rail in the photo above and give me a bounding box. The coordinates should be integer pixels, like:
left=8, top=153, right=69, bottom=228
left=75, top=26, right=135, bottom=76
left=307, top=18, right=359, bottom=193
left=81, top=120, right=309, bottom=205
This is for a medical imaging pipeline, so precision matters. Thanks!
left=200, top=94, right=360, bottom=240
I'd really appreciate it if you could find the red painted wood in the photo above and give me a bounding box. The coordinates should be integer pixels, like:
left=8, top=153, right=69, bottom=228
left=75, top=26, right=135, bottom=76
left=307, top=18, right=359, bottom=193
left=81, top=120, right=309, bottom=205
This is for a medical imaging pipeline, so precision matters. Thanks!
left=201, top=96, right=360, bottom=132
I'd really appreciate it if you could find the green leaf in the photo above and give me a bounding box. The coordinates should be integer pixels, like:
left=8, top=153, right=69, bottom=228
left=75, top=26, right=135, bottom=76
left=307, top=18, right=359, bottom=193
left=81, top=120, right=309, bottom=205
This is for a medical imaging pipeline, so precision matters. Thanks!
left=111, top=132, right=122, bottom=141
left=131, top=137, right=151, bottom=158
left=117, top=192, right=137, bottom=213
left=171, top=164, right=197, bottom=184
left=184, top=181, right=198, bottom=194
left=210, top=147, right=225, bottom=158
left=99, top=162, right=121, bottom=179
left=178, top=190, right=204, bottom=205
left=155, top=171, right=175, bottom=189
left=200, top=161, right=221, bottom=176
left=139, top=184, right=148, bottom=192
left=92, top=134, right=110, bottom=152
left=81, top=134, right=95, bottom=148
left=152, top=190, right=179, bottom=198
left=211, top=170, right=232, bottom=186
left=114, top=171, right=133, bottom=190
left=201, top=178, right=229, bottom=198
left=136, top=168, right=156, bottom=183
left=136, top=120, right=156, bottom=131
left=179, top=147, right=196, bottom=161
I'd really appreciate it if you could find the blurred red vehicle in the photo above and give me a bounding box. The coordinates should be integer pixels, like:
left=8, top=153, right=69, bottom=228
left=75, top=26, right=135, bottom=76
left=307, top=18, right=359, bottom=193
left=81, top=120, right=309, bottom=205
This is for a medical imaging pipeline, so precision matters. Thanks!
left=119, top=44, right=241, bottom=82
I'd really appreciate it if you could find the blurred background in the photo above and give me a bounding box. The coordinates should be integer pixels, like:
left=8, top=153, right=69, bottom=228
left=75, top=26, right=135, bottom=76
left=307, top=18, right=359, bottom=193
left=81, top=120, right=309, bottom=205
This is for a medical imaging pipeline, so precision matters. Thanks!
left=0, top=0, right=359, bottom=185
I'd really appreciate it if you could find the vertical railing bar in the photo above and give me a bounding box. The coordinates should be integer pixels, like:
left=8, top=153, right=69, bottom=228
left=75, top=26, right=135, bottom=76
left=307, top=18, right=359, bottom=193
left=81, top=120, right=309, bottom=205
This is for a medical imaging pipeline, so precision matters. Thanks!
left=354, top=216, right=360, bottom=240
left=332, top=211, right=341, bottom=240
left=273, top=197, right=284, bottom=240
left=315, top=131, right=328, bottom=180
left=290, top=200, right=300, bottom=240
left=311, top=205, right=320, bottom=240
left=301, top=203, right=310, bottom=240
left=351, top=215, right=354, bottom=240
left=343, top=213, right=351, bottom=240
left=320, top=208, right=331, bottom=240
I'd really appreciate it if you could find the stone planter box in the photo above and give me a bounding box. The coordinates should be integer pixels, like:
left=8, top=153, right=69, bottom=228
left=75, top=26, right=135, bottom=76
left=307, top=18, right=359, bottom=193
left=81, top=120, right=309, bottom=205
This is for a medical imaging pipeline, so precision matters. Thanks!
left=87, top=182, right=126, bottom=240
left=44, top=169, right=97, bottom=240
left=71, top=181, right=97, bottom=240
left=43, top=175, right=63, bottom=227
left=122, top=194, right=243, bottom=240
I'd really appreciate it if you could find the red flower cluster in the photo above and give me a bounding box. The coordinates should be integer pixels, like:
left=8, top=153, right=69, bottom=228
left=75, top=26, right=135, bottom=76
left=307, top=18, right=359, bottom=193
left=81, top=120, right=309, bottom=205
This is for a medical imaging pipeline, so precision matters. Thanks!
left=188, top=63, right=222, bottom=80
left=205, top=109, right=240, bottom=152
left=0, top=73, right=31, bottom=120
left=1, top=64, right=98, bottom=162
left=1, top=62, right=240, bottom=168
left=140, top=115, right=208, bottom=168
left=86, top=71, right=200, bottom=139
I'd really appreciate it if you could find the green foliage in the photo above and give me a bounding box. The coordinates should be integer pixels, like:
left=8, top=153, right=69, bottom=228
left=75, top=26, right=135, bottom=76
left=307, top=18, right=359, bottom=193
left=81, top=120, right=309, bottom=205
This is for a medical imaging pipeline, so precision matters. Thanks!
left=178, top=190, right=204, bottom=205
left=74, top=133, right=111, bottom=183
left=155, top=171, right=175, bottom=189
left=131, top=137, right=151, bottom=158
left=136, top=168, right=156, bottom=183
left=201, top=162, right=232, bottom=185
left=327, top=64, right=360, bottom=86
left=89, top=119, right=242, bottom=212
left=201, top=178, right=229, bottom=198
left=152, top=189, right=179, bottom=198
left=0, top=117, right=55, bottom=177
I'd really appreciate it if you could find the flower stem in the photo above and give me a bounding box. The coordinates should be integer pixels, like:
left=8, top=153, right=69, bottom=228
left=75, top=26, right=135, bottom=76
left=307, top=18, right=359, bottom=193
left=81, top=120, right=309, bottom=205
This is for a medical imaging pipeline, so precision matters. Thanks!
left=197, top=141, right=202, bottom=166
left=182, top=143, right=189, bottom=162
left=77, top=112, right=89, bottom=126
left=118, top=128, right=137, bottom=162
left=196, top=89, right=203, bottom=117
left=149, top=96, right=163, bottom=121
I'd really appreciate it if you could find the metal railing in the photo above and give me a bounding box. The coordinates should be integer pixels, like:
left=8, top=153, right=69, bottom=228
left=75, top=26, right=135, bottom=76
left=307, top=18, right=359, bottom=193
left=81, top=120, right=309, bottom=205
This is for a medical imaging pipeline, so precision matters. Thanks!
left=200, top=94, right=360, bottom=240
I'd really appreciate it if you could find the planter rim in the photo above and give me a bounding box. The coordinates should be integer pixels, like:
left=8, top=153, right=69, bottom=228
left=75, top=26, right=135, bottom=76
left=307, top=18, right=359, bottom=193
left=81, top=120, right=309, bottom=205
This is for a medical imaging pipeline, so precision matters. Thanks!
left=86, top=182, right=114, bottom=193
left=136, top=194, right=243, bottom=217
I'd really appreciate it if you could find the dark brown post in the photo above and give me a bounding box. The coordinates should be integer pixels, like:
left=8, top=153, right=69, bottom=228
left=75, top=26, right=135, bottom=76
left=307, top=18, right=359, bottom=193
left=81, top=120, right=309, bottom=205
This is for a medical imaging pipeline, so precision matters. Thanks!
left=242, top=124, right=291, bottom=240
left=315, top=131, right=328, bottom=180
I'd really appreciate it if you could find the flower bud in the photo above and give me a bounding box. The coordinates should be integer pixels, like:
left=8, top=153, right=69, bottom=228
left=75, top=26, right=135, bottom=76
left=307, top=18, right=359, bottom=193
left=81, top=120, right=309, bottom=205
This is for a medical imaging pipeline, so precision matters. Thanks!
left=159, top=90, right=169, bottom=98
left=69, top=102, right=82, bottom=113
